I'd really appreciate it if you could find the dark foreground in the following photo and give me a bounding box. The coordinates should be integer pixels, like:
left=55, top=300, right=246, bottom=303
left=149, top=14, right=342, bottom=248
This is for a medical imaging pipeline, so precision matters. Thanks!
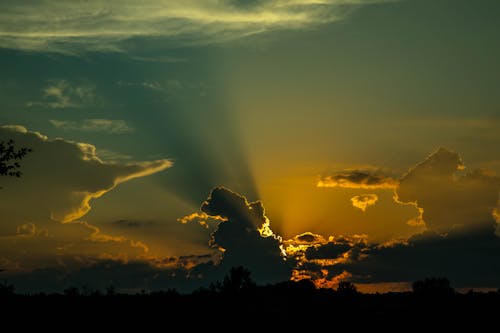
left=2, top=280, right=499, bottom=326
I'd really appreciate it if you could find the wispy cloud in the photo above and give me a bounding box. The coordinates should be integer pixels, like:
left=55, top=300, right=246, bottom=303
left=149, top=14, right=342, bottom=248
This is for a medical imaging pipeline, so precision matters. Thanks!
left=50, top=119, right=134, bottom=134
left=117, top=80, right=182, bottom=92
left=96, top=149, right=134, bottom=162
left=27, top=79, right=94, bottom=109
left=128, top=55, right=188, bottom=63
left=0, top=0, right=390, bottom=54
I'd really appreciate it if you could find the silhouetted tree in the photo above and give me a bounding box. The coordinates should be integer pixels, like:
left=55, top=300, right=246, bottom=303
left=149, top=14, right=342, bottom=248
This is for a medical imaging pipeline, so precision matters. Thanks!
left=63, top=287, right=80, bottom=297
left=337, top=280, right=358, bottom=295
left=412, top=277, right=454, bottom=296
left=0, top=281, right=15, bottom=296
left=217, top=266, right=256, bottom=295
left=0, top=139, right=31, bottom=187
left=106, top=285, right=116, bottom=296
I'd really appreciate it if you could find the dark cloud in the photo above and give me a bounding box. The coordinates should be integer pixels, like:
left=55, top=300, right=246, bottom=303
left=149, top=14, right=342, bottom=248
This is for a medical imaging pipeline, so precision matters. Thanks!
left=305, top=242, right=351, bottom=260
left=2, top=260, right=199, bottom=294
left=200, top=187, right=292, bottom=284
left=396, top=147, right=500, bottom=232
left=317, top=170, right=397, bottom=189
left=339, top=228, right=500, bottom=288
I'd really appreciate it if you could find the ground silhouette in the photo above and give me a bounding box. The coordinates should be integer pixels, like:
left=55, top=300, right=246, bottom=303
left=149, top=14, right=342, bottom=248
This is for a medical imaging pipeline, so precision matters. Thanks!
left=1, top=268, right=498, bottom=325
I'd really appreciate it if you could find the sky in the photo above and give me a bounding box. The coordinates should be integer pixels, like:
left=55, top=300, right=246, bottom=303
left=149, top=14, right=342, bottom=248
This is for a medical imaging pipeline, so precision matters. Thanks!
left=0, top=0, right=499, bottom=293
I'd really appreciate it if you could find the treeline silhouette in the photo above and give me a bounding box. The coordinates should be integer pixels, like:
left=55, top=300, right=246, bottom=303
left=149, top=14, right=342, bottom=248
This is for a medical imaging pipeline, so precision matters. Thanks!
left=1, top=267, right=499, bottom=323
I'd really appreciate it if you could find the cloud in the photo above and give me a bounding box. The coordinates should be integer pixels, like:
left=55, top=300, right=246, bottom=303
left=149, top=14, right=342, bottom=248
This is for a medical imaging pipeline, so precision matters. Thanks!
left=284, top=232, right=369, bottom=288
left=183, top=187, right=291, bottom=284
left=300, top=148, right=500, bottom=288
left=117, top=80, right=183, bottom=93
left=317, top=170, right=398, bottom=189
left=0, top=0, right=389, bottom=54
left=128, top=55, right=188, bottom=63
left=0, top=125, right=171, bottom=224
left=117, top=80, right=164, bottom=91
left=16, top=223, right=37, bottom=237
left=177, top=212, right=226, bottom=230
left=50, top=119, right=134, bottom=134
left=337, top=228, right=500, bottom=288
left=305, top=242, right=351, bottom=260
left=0, top=219, right=152, bottom=273
left=1, top=187, right=293, bottom=292
left=350, top=193, right=378, bottom=212
left=395, top=147, right=500, bottom=233
left=27, top=79, right=94, bottom=109
left=293, top=232, right=326, bottom=244
left=95, top=149, right=134, bottom=162
left=1, top=258, right=213, bottom=294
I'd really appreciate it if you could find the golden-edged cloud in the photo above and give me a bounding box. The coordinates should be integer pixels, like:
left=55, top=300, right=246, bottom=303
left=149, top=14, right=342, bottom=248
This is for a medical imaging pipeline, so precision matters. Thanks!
left=395, top=147, right=500, bottom=233
left=350, top=194, right=378, bottom=212
left=317, top=170, right=398, bottom=189
left=0, top=0, right=389, bottom=54
left=299, top=147, right=500, bottom=288
left=181, top=186, right=291, bottom=284
left=0, top=125, right=172, bottom=224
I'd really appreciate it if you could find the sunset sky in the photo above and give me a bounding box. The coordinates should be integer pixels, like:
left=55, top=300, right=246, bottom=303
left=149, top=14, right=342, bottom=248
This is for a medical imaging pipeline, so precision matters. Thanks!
left=0, top=0, right=499, bottom=293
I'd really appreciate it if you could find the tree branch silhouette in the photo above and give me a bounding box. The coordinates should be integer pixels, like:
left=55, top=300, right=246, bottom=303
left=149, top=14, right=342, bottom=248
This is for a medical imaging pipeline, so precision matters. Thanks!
left=0, top=139, right=31, bottom=188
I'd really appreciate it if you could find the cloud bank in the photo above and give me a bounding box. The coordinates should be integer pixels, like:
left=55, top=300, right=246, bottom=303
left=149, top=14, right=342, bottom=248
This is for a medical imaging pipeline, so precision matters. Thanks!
left=0, top=125, right=171, bottom=223
left=0, top=0, right=388, bottom=54
left=2, top=144, right=499, bottom=292
left=4, top=186, right=291, bottom=292
left=303, top=148, right=500, bottom=288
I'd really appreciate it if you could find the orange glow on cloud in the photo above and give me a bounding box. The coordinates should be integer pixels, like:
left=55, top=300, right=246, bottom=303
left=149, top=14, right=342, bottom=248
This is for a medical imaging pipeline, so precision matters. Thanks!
left=350, top=194, right=378, bottom=212
left=317, top=173, right=398, bottom=190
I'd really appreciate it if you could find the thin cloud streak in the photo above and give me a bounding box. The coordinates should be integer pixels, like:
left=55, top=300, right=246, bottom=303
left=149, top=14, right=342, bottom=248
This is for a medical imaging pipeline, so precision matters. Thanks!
left=50, top=119, right=134, bottom=134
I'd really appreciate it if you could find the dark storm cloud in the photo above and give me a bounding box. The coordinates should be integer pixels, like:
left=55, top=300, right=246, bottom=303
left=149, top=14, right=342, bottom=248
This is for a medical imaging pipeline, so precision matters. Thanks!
left=200, top=187, right=292, bottom=284
left=317, top=170, right=397, bottom=189
left=305, top=242, right=352, bottom=260
left=339, top=228, right=500, bottom=287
